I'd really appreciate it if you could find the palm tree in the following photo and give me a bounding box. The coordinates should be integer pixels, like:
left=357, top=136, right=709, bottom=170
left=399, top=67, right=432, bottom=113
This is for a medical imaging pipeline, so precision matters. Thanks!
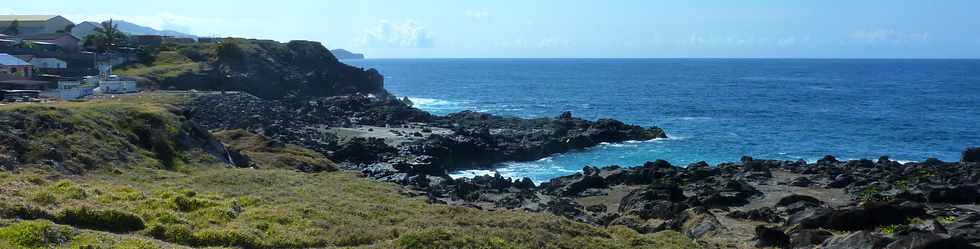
left=97, top=19, right=126, bottom=51
left=84, top=19, right=128, bottom=52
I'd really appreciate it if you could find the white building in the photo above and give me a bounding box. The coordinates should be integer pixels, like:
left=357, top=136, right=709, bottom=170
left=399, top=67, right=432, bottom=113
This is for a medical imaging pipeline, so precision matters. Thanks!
left=97, top=75, right=138, bottom=94
left=41, top=80, right=95, bottom=100
left=14, top=55, right=67, bottom=69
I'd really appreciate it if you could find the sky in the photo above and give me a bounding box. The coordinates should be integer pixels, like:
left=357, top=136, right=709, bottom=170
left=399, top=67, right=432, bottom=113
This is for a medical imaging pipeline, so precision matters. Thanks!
left=5, top=0, right=980, bottom=58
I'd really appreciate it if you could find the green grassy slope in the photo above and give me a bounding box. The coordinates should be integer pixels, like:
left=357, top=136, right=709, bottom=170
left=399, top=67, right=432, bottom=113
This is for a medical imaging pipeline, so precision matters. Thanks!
left=0, top=98, right=700, bottom=249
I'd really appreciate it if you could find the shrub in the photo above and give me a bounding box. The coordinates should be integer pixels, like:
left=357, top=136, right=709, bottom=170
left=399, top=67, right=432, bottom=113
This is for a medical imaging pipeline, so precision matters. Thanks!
left=57, top=207, right=146, bottom=233
left=178, top=47, right=208, bottom=62
left=27, top=191, right=57, bottom=206
left=173, top=195, right=218, bottom=212
left=191, top=228, right=259, bottom=248
left=0, top=204, right=54, bottom=220
left=113, top=238, right=160, bottom=249
left=0, top=220, right=74, bottom=248
left=50, top=180, right=87, bottom=200
left=146, top=223, right=193, bottom=244
left=939, top=216, right=957, bottom=225
left=395, top=228, right=519, bottom=249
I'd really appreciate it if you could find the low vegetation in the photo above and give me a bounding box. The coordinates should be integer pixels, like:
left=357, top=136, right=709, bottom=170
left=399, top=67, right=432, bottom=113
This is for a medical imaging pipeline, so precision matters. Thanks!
left=0, top=98, right=700, bottom=248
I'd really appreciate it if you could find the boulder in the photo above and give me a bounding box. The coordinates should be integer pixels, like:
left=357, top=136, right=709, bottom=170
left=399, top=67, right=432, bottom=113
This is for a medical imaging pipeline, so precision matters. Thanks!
left=789, top=229, right=834, bottom=249
left=827, top=174, right=856, bottom=188
left=755, top=225, right=790, bottom=249
left=776, top=194, right=824, bottom=207
left=883, top=231, right=950, bottom=249
left=619, top=183, right=687, bottom=219
left=727, top=207, right=782, bottom=223
left=546, top=198, right=584, bottom=219
left=925, top=185, right=979, bottom=204
left=609, top=215, right=666, bottom=234
left=695, top=180, right=762, bottom=207
left=820, top=231, right=890, bottom=249
left=964, top=147, right=980, bottom=163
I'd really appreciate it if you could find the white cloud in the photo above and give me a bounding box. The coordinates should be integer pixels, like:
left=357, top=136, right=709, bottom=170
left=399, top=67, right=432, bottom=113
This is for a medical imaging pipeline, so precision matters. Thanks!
left=465, top=10, right=490, bottom=22
left=850, top=29, right=930, bottom=44
left=356, top=20, right=434, bottom=48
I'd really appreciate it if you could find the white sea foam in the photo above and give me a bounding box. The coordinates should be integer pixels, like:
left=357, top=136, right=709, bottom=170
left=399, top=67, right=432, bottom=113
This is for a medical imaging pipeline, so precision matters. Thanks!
left=407, top=97, right=456, bottom=108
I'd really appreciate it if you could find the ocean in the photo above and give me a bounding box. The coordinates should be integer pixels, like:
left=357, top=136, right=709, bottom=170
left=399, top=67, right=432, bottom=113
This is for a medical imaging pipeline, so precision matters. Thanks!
left=345, top=59, right=980, bottom=183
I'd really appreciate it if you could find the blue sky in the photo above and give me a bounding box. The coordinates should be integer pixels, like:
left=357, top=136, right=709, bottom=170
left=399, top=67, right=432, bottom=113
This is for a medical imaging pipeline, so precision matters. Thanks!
left=6, top=0, right=980, bottom=58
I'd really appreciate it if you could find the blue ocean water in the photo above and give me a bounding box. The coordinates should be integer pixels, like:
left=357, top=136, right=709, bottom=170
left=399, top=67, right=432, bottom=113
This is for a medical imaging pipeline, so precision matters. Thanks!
left=345, top=59, right=980, bottom=183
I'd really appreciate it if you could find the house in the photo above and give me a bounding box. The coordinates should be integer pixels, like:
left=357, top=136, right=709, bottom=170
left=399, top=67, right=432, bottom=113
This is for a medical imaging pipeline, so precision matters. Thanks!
left=0, top=15, right=74, bottom=36
left=97, top=75, right=138, bottom=94
left=20, top=33, right=80, bottom=51
left=0, top=53, right=33, bottom=80
left=93, top=63, right=138, bottom=94
left=39, top=78, right=94, bottom=100
left=13, top=55, right=68, bottom=69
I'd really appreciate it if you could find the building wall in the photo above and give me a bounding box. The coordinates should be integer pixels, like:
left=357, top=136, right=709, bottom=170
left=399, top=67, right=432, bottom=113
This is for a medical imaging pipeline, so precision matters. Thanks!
left=0, top=16, right=74, bottom=35
left=30, top=58, right=67, bottom=69
left=26, top=36, right=79, bottom=52
left=0, top=65, right=33, bottom=80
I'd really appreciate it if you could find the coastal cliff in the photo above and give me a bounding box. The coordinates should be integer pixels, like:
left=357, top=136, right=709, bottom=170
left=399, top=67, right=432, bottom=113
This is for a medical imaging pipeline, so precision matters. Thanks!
left=118, top=39, right=385, bottom=99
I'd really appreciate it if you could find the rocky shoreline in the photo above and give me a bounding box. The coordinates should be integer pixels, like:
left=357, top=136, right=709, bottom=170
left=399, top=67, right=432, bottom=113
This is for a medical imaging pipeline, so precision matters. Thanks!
left=404, top=150, right=980, bottom=249
left=184, top=91, right=980, bottom=248
left=185, top=92, right=666, bottom=181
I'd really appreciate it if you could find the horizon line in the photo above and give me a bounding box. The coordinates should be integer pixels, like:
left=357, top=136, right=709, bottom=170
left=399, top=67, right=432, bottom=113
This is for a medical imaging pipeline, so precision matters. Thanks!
left=346, top=57, right=980, bottom=60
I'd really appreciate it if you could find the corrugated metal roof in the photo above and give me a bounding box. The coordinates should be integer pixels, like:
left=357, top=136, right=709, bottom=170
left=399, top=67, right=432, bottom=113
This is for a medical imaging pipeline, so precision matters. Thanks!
left=0, top=15, right=59, bottom=22
left=0, top=53, right=31, bottom=66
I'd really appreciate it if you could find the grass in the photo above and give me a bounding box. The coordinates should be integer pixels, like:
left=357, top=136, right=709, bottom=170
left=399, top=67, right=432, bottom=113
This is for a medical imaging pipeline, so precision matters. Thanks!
left=0, top=167, right=700, bottom=249
left=116, top=51, right=203, bottom=83
left=212, top=129, right=337, bottom=172
left=0, top=97, right=701, bottom=249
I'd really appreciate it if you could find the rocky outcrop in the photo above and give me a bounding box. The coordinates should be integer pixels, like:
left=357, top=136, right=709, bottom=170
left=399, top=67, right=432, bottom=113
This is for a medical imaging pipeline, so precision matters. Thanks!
left=405, top=148, right=980, bottom=249
left=185, top=93, right=667, bottom=179
left=157, top=39, right=386, bottom=99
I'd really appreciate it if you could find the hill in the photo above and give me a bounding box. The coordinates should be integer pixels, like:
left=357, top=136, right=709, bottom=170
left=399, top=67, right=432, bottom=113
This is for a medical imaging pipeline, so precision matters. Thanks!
left=330, top=49, right=365, bottom=59
left=116, top=38, right=385, bottom=99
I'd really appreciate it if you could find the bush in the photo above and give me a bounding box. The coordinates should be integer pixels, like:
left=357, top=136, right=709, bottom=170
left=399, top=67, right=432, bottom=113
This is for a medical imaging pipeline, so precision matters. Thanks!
left=57, top=207, right=145, bottom=233
left=146, top=223, right=193, bottom=244
left=395, top=228, right=518, bottom=249
left=0, top=204, right=54, bottom=220
left=50, top=180, right=87, bottom=200
left=178, top=47, right=208, bottom=62
left=191, top=229, right=259, bottom=248
left=0, top=220, right=74, bottom=248
left=173, top=195, right=217, bottom=212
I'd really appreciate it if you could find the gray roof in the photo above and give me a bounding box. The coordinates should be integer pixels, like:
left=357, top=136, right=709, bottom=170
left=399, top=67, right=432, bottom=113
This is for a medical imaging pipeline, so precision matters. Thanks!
left=0, top=15, right=59, bottom=22
left=0, top=53, right=31, bottom=66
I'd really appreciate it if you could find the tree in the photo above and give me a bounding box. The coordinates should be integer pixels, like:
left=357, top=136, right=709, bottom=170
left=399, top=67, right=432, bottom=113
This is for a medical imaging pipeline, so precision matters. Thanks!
left=2, top=20, right=19, bottom=35
left=84, top=19, right=128, bottom=52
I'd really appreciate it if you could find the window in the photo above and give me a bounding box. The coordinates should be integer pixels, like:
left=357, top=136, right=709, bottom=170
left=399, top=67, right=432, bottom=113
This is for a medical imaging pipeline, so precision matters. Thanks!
left=9, top=68, right=15, bottom=73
